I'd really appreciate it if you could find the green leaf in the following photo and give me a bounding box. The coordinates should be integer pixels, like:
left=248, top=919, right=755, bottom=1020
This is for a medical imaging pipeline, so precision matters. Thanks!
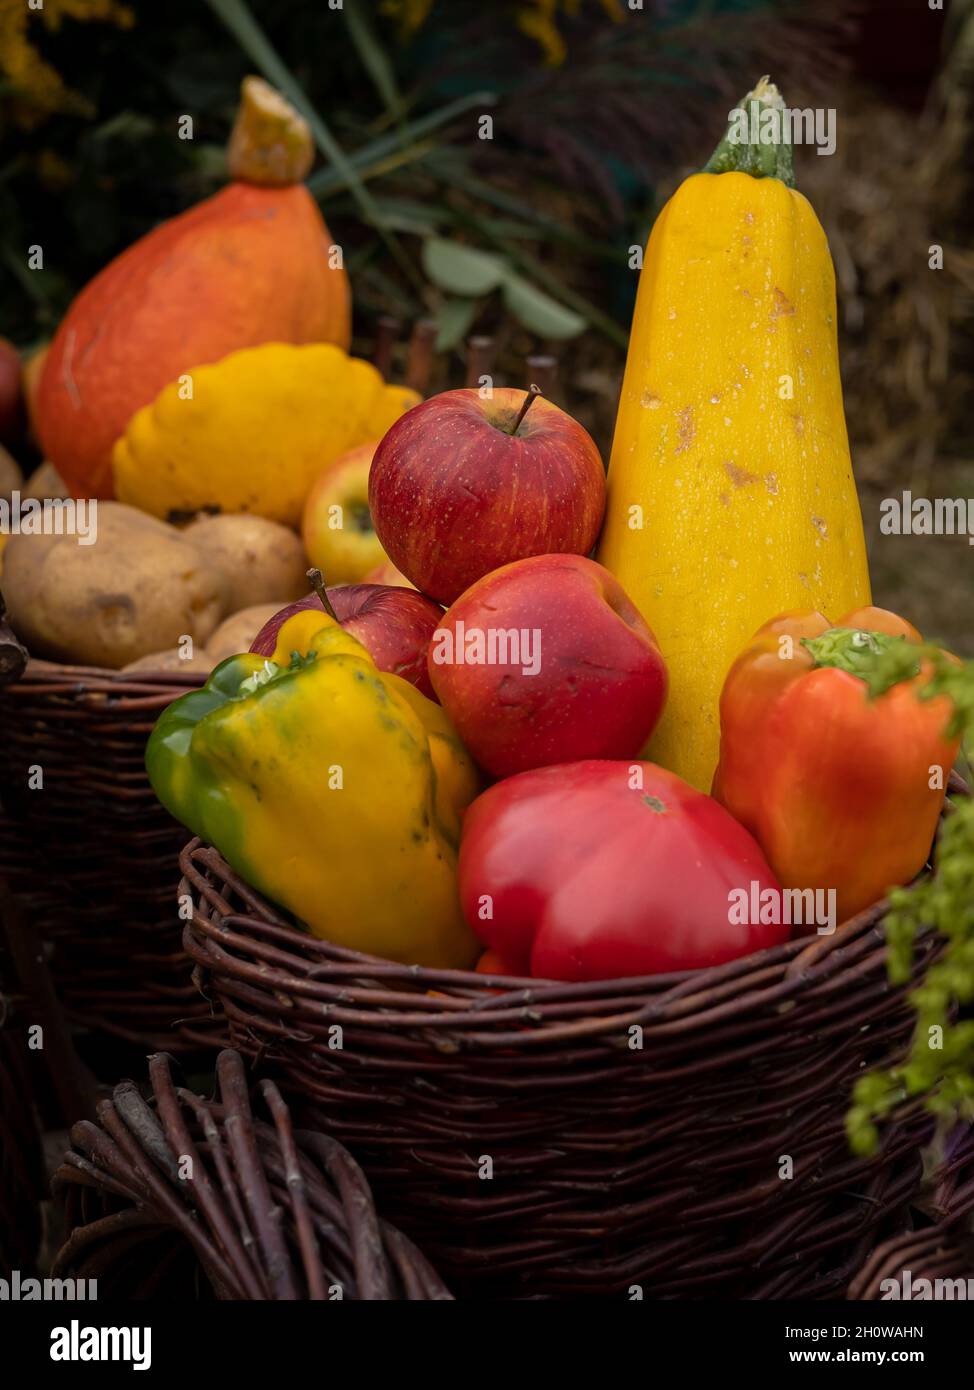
left=441, top=165, right=629, bottom=264
left=343, top=0, right=404, bottom=120
left=501, top=272, right=586, bottom=339
left=445, top=195, right=627, bottom=348
left=306, top=92, right=496, bottom=199
left=422, top=238, right=506, bottom=297
left=848, top=647, right=974, bottom=1150
left=363, top=196, right=441, bottom=237
left=434, top=297, right=479, bottom=352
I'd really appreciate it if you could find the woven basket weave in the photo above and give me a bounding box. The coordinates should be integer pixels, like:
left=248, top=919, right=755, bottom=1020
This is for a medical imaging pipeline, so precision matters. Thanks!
left=848, top=1124, right=974, bottom=1299
left=0, top=1026, right=45, bottom=1278
left=177, top=779, right=966, bottom=1297
left=848, top=1224, right=974, bottom=1299
left=0, top=917, right=47, bottom=1276
left=0, top=661, right=213, bottom=1053
left=52, top=1048, right=452, bottom=1300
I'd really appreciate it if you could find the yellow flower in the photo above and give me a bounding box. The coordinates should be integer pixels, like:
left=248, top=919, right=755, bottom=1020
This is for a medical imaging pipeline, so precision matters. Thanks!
left=383, top=0, right=624, bottom=62
left=517, top=0, right=625, bottom=65
left=0, top=0, right=133, bottom=128
left=381, top=0, right=434, bottom=38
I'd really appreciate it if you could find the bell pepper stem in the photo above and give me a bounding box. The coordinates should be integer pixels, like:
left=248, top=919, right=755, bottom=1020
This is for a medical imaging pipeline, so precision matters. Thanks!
left=703, top=75, right=796, bottom=187
left=306, top=567, right=339, bottom=623
left=801, top=627, right=922, bottom=699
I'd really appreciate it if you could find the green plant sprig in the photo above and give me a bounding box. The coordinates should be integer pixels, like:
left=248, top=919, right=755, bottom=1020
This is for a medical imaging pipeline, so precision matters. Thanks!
left=847, top=648, right=974, bottom=1156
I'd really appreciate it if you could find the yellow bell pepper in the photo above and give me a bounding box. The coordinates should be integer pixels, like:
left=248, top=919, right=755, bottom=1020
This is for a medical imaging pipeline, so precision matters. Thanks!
left=146, top=610, right=480, bottom=969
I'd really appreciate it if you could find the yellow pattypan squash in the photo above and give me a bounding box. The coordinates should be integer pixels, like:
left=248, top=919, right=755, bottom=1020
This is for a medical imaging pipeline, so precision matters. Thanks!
left=112, top=342, right=420, bottom=526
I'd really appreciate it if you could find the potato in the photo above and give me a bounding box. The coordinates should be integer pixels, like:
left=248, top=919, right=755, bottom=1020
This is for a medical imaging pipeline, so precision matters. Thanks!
left=182, top=513, right=307, bottom=612
left=205, top=603, right=281, bottom=664
left=22, top=460, right=71, bottom=502
left=122, top=648, right=214, bottom=676
left=4, top=501, right=227, bottom=669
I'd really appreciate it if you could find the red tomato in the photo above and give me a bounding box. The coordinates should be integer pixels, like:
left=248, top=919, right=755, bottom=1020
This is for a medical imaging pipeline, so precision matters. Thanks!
left=459, top=760, right=786, bottom=982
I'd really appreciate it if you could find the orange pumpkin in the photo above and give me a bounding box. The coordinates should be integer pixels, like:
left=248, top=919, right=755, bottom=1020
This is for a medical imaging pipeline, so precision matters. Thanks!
left=36, top=78, right=351, bottom=500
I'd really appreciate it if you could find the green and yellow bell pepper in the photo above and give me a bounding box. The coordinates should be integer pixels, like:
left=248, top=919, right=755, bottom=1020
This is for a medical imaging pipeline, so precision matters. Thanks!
left=146, top=610, right=480, bottom=968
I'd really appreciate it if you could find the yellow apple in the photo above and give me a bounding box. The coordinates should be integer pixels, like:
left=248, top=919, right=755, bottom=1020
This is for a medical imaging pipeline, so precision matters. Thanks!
left=301, top=441, right=390, bottom=583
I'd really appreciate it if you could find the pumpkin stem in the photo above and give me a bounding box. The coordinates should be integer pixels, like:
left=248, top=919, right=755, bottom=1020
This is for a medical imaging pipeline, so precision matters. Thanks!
left=227, top=76, right=314, bottom=187
left=703, top=75, right=796, bottom=187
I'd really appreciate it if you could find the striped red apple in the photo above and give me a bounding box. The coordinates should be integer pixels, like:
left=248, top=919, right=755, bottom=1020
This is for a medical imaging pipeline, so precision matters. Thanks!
left=368, top=387, right=605, bottom=605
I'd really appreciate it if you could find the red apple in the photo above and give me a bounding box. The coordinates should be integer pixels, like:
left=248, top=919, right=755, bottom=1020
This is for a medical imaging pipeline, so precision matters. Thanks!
left=363, top=559, right=415, bottom=590
left=368, top=387, right=605, bottom=605
left=428, top=554, right=667, bottom=778
left=251, top=578, right=443, bottom=699
left=0, top=339, right=23, bottom=444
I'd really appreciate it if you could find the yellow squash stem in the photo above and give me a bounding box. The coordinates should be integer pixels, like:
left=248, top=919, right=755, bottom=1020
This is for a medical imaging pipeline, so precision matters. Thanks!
left=596, top=77, right=871, bottom=791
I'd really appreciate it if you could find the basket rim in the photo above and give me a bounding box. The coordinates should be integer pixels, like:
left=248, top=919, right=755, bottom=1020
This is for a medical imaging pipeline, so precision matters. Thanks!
left=178, top=815, right=947, bottom=1046
left=2, top=656, right=205, bottom=705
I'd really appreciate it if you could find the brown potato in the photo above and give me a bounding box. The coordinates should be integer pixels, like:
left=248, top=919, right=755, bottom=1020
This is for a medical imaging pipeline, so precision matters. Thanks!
left=22, top=460, right=71, bottom=502
left=122, top=648, right=214, bottom=676
left=182, top=513, right=306, bottom=612
left=4, top=501, right=227, bottom=669
left=205, top=603, right=281, bottom=664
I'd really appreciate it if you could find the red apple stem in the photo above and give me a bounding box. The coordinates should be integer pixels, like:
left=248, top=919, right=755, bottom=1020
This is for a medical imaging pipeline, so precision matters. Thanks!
left=512, top=383, right=542, bottom=435
left=306, top=567, right=339, bottom=622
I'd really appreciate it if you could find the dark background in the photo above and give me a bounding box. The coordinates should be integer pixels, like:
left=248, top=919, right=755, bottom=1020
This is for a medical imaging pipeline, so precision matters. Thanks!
left=1, top=0, right=970, bottom=647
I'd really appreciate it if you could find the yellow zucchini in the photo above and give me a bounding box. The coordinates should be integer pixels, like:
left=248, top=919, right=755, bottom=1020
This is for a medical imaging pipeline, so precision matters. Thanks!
left=597, top=77, right=870, bottom=791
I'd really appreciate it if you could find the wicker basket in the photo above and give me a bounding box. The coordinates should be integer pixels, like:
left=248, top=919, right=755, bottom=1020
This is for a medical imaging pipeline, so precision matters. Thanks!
left=0, top=913, right=48, bottom=1276
left=52, top=1048, right=452, bottom=1300
left=0, top=330, right=559, bottom=1060
left=0, top=661, right=215, bottom=1054
left=848, top=1124, right=974, bottom=1299
left=177, top=780, right=967, bottom=1297
left=0, top=1032, right=45, bottom=1278
left=848, top=1224, right=974, bottom=1299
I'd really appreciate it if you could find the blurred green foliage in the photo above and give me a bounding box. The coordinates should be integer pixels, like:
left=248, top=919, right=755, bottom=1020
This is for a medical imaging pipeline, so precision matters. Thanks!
left=0, top=0, right=854, bottom=352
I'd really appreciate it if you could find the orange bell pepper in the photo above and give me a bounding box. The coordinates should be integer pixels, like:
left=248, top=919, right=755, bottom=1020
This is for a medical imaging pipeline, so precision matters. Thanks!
left=712, top=606, right=960, bottom=925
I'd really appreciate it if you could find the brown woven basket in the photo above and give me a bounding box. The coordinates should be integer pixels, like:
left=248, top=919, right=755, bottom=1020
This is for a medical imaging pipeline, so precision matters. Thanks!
left=52, top=1048, right=452, bottom=1300
left=0, top=661, right=213, bottom=1054
left=848, top=1224, right=974, bottom=1300
left=0, top=910, right=48, bottom=1276
left=848, top=1124, right=974, bottom=1299
left=0, top=1029, right=46, bottom=1279
left=0, top=329, right=561, bottom=1061
left=177, top=783, right=968, bottom=1298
